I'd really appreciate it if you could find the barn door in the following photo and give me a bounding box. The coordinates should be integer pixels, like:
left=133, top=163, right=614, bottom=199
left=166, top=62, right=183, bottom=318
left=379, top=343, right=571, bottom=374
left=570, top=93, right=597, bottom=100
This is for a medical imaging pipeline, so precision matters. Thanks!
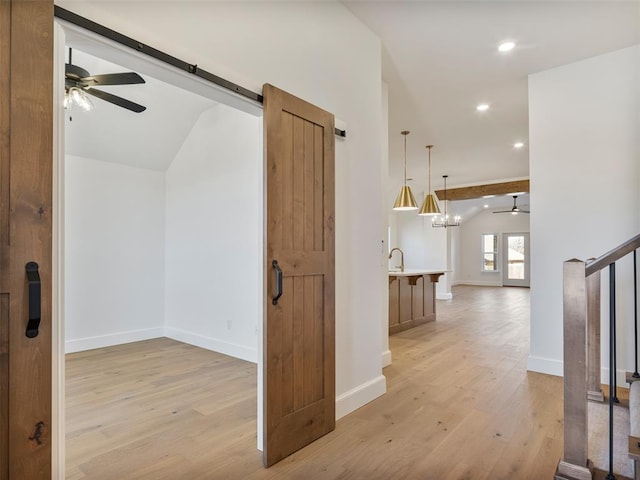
left=0, top=1, right=54, bottom=478
left=263, top=84, right=335, bottom=467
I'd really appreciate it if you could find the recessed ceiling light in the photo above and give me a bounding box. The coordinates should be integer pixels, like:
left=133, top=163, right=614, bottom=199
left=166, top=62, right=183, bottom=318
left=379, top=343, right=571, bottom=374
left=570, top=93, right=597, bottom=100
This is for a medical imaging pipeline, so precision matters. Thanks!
left=498, top=41, right=515, bottom=52
left=513, top=142, right=525, bottom=149
left=484, top=204, right=489, bottom=208
left=476, top=104, right=489, bottom=112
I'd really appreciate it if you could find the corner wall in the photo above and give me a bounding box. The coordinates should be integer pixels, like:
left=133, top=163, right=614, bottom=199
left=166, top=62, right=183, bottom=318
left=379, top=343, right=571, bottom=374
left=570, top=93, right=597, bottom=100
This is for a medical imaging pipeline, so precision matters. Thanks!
left=64, top=155, right=165, bottom=352
left=528, top=45, right=640, bottom=377
left=164, top=104, right=262, bottom=363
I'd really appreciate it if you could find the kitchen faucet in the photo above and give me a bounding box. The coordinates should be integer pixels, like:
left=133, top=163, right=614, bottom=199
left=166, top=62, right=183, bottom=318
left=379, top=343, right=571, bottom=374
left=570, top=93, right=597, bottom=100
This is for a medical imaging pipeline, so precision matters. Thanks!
left=388, top=247, right=404, bottom=272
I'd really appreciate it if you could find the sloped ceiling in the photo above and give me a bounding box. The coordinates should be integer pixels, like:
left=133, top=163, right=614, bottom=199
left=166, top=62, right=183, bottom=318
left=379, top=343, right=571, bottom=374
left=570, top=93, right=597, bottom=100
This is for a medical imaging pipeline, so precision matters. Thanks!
left=344, top=1, right=640, bottom=192
left=65, top=48, right=218, bottom=171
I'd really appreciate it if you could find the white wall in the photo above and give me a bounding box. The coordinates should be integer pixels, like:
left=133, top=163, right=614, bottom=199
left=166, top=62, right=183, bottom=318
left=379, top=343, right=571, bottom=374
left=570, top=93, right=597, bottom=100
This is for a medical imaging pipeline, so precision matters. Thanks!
left=528, top=45, right=640, bottom=377
left=455, top=209, right=530, bottom=286
left=393, top=207, right=450, bottom=298
left=65, top=155, right=165, bottom=352
left=395, top=211, right=447, bottom=270
left=164, top=104, right=262, bottom=363
left=58, top=0, right=386, bottom=419
left=381, top=82, right=391, bottom=368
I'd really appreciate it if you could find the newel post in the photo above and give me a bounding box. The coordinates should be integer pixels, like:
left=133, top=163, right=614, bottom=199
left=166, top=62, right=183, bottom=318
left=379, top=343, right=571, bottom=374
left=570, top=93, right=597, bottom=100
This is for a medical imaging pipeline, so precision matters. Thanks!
left=555, top=259, right=593, bottom=480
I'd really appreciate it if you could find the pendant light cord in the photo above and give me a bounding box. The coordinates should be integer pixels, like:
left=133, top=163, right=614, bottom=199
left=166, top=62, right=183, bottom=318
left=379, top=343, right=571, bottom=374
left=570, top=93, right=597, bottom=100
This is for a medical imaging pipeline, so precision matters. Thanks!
left=443, top=175, right=448, bottom=218
left=427, top=146, right=432, bottom=193
left=403, top=133, right=408, bottom=186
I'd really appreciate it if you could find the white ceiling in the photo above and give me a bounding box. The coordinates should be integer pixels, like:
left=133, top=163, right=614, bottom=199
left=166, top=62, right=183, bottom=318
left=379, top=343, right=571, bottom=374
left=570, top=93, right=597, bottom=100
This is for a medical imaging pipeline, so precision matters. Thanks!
left=344, top=0, right=640, bottom=206
left=65, top=48, right=218, bottom=171
left=64, top=3, right=639, bottom=211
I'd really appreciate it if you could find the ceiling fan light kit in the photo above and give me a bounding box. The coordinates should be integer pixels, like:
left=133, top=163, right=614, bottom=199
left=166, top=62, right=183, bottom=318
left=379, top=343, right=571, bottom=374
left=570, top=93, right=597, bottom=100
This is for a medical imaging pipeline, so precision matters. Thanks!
left=393, top=130, right=418, bottom=211
left=65, top=86, right=94, bottom=111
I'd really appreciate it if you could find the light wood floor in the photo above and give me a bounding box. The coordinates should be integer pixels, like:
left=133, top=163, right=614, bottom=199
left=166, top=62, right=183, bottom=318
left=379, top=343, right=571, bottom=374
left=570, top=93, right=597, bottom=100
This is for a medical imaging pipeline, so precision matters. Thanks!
left=66, top=285, right=563, bottom=479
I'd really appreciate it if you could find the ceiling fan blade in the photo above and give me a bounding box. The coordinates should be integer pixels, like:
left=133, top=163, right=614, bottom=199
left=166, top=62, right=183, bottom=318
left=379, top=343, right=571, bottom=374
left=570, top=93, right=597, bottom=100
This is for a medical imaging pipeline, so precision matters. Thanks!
left=520, top=210, right=531, bottom=214
left=493, top=211, right=512, bottom=214
left=81, top=72, right=145, bottom=86
left=85, top=88, right=146, bottom=113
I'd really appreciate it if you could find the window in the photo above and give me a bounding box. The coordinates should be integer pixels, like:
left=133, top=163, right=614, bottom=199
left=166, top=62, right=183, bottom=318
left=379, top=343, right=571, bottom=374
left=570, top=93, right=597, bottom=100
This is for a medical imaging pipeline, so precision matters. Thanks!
left=482, top=233, right=498, bottom=271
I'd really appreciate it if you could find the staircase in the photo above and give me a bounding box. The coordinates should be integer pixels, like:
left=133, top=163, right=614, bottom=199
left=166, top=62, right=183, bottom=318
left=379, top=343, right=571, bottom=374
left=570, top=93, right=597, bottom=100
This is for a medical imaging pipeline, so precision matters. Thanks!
left=555, top=234, right=640, bottom=480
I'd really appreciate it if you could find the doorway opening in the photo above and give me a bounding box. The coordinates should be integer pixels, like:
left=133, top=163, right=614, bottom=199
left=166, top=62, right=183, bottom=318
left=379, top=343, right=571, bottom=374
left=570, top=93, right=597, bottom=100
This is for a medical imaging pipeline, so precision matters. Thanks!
left=502, top=232, right=530, bottom=287
left=55, top=21, right=265, bottom=477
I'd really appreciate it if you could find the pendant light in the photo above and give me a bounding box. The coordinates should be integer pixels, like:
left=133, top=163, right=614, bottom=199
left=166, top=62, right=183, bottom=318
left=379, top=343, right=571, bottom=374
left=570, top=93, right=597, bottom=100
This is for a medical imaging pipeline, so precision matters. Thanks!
left=419, top=145, right=441, bottom=216
left=393, top=131, right=418, bottom=211
left=432, top=175, right=461, bottom=228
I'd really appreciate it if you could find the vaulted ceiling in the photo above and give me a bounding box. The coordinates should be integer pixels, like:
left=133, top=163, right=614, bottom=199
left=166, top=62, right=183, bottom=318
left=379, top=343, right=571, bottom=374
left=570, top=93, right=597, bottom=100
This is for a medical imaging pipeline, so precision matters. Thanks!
left=344, top=1, right=640, bottom=197
left=65, top=48, right=217, bottom=171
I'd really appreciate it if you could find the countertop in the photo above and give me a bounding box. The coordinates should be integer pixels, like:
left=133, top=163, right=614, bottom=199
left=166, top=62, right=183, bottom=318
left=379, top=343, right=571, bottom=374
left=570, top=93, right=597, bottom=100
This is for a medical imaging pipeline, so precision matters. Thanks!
left=388, top=269, right=448, bottom=276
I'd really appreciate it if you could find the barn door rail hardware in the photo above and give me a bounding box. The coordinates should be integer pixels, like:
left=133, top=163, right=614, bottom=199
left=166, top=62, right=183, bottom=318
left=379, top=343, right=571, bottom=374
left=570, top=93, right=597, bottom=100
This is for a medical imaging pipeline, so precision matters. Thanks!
left=25, top=262, right=41, bottom=338
left=54, top=6, right=347, bottom=139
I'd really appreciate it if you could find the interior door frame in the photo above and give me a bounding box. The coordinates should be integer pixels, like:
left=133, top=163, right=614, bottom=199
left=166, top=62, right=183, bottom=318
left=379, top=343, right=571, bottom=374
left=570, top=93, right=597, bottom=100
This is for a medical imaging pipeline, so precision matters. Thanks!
left=52, top=18, right=266, bottom=477
left=501, top=232, right=530, bottom=287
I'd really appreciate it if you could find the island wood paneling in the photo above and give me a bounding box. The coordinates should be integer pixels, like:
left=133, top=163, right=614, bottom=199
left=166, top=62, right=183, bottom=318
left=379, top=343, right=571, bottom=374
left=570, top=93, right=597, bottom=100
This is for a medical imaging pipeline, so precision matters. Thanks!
left=389, top=274, right=442, bottom=335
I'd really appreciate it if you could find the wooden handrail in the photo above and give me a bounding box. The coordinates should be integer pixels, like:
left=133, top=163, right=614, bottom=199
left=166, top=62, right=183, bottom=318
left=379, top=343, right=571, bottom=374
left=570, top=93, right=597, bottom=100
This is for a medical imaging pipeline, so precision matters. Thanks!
left=586, top=233, right=640, bottom=277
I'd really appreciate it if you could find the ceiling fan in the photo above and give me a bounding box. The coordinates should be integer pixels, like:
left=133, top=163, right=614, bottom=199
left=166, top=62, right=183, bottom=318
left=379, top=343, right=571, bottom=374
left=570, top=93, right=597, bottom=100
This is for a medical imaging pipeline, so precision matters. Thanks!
left=65, top=48, right=147, bottom=113
left=493, top=195, right=530, bottom=215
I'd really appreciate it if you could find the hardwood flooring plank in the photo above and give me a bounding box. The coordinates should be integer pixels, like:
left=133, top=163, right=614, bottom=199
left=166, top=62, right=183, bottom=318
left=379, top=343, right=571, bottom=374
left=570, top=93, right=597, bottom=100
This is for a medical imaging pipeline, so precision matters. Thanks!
left=66, top=286, right=564, bottom=479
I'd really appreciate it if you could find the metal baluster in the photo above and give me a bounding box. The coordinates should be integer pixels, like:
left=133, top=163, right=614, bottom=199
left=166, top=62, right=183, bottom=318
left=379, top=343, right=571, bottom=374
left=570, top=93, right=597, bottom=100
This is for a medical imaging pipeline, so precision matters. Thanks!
left=606, top=263, right=617, bottom=480
left=634, top=250, right=639, bottom=378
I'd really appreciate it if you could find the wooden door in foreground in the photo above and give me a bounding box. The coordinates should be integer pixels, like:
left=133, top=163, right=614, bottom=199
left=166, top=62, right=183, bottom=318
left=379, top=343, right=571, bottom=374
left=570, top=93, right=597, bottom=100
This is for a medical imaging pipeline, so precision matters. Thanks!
left=0, top=0, right=54, bottom=478
left=263, top=84, right=335, bottom=467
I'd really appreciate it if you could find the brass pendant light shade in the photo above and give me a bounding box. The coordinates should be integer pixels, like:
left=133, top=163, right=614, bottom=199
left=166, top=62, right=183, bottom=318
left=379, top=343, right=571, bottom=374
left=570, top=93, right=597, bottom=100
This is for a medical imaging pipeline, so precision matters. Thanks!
left=418, top=145, right=441, bottom=216
left=394, top=185, right=418, bottom=210
left=393, top=131, right=418, bottom=211
left=419, top=193, right=440, bottom=215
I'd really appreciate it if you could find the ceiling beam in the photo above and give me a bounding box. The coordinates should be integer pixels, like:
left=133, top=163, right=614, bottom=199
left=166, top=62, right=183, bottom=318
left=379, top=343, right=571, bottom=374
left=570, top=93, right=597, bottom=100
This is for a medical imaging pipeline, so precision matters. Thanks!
left=435, top=179, right=529, bottom=201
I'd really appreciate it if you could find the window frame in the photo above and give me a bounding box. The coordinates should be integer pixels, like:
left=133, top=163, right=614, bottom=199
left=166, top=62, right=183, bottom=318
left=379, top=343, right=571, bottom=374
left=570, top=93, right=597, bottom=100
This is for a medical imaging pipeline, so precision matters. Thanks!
left=481, top=233, right=499, bottom=272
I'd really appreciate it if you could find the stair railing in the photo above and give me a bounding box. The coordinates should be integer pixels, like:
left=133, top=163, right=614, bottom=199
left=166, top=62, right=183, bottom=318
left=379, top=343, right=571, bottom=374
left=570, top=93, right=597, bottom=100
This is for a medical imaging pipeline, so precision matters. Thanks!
left=556, top=233, right=640, bottom=480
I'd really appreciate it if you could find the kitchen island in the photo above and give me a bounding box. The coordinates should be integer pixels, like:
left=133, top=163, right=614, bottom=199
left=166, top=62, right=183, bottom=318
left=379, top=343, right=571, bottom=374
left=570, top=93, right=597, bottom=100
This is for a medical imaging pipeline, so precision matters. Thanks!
left=388, top=270, right=446, bottom=334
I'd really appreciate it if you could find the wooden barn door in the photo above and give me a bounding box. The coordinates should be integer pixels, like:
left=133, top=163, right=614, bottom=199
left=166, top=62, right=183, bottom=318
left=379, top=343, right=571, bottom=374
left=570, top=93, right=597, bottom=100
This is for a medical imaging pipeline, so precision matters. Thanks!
left=0, top=0, right=54, bottom=478
left=263, top=84, right=335, bottom=467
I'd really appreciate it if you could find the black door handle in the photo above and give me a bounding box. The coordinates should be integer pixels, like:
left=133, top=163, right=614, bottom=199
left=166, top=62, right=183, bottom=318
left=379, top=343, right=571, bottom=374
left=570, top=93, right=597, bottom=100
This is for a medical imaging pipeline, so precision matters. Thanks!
left=25, top=262, right=41, bottom=338
left=272, top=260, right=283, bottom=305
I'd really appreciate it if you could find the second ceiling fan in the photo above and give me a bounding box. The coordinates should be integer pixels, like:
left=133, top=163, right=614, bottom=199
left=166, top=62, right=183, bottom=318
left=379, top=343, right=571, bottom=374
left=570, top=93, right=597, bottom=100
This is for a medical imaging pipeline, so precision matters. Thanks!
left=493, top=195, right=530, bottom=215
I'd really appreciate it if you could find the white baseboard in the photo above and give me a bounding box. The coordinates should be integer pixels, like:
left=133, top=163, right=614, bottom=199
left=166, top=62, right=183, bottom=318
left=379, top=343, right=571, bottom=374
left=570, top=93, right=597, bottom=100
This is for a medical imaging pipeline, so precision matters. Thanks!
left=65, top=327, right=164, bottom=354
left=336, top=374, right=386, bottom=420
left=527, top=355, right=563, bottom=377
left=456, top=281, right=502, bottom=287
left=382, top=349, right=392, bottom=368
left=601, top=367, right=630, bottom=390
left=527, top=356, right=631, bottom=387
left=436, top=292, right=453, bottom=300
left=164, top=326, right=257, bottom=364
